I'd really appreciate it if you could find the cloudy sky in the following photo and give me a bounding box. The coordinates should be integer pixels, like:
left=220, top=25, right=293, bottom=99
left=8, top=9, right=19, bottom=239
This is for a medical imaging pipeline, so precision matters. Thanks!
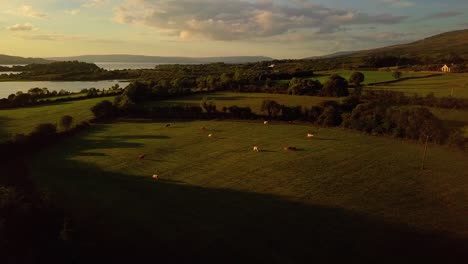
left=0, top=0, right=466, bottom=59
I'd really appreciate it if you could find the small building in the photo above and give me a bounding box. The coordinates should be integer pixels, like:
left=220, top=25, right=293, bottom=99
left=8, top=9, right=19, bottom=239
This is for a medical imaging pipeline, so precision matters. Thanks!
left=441, top=64, right=451, bottom=73
left=268, top=64, right=276, bottom=68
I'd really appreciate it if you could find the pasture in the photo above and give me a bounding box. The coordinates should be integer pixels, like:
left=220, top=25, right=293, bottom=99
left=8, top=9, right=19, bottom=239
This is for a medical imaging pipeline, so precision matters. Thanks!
left=30, top=119, right=468, bottom=262
left=0, top=96, right=115, bottom=141
left=368, top=73, right=468, bottom=98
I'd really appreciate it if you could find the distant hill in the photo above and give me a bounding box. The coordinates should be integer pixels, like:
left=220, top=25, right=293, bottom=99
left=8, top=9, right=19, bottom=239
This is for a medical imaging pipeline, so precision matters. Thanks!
left=0, top=54, right=51, bottom=65
left=354, top=29, right=468, bottom=59
left=304, top=29, right=468, bottom=66
left=47, top=55, right=274, bottom=64
left=304, top=51, right=357, bottom=60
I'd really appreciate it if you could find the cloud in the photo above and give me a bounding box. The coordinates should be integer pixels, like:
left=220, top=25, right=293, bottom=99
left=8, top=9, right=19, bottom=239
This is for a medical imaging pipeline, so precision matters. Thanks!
left=7, top=5, right=47, bottom=18
left=83, top=0, right=109, bottom=8
left=381, top=0, right=415, bottom=8
left=17, top=33, right=124, bottom=44
left=65, top=9, right=80, bottom=16
left=6, top=22, right=36, bottom=31
left=421, top=11, right=464, bottom=20
left=114, top=0, right=407, bottom=41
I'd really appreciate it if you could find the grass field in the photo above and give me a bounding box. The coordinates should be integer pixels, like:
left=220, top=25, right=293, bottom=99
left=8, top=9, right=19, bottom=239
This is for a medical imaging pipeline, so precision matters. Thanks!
left=30, top=119, right=468, bottom=261
left=146, top=92, right=340, bottom=113
left=0, top=96, right=115, bottom=141
left=313, top=70, right=431, bottom=85
left=369, top=73, right=468, bottom=98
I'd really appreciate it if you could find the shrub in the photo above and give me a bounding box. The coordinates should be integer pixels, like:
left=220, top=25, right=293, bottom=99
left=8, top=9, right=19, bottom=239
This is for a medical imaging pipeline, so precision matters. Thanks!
left=59, top=115, right=74, bottom=131
left=320, top=74, right=349, bottom=97
left=91, top=100, right=115, bottom=120
left=317, top=106, right=342, bottom=127
left=30, top=123, right=57, bottom=139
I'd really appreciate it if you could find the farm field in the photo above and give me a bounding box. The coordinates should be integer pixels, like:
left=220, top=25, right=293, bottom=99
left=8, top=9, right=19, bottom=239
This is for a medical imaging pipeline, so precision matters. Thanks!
left=146, top=92, right=340, bottom=113
left=313, top=70, right=431, bottom=84
left=368, top=73, right=468, bottom=98
left=0, top=96, right=115, bottom=141
left=30, top=119, right=468, bottom=262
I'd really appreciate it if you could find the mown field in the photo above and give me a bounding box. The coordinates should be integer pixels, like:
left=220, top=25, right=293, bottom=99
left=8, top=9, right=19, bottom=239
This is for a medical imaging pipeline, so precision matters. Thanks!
left=369, top=73, right=468, bottom=98
left=0, top=96, right=115, bottom=141
left=30, top=120, right=468, bottom=262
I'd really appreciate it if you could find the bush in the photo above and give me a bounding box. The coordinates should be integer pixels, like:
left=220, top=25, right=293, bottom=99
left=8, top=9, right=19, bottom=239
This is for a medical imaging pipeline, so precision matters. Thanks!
left=30, top=123, right=57, bottom=139
left=91, top=100, right=116, bottom=120
left=321, top=74, right=349, bottom=97
left=317, top=106, right=342, bottom=127
left=59, top=115, right=74, bottom=131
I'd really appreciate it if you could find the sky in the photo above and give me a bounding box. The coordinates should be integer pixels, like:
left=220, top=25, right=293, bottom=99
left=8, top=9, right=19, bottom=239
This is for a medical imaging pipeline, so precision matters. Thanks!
left=0, top=0, right=467, bottom=59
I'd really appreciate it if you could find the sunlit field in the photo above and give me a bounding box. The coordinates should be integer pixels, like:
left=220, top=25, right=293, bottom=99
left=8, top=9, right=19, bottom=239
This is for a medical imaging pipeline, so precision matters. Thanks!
left=369, top=73, right=468, bottom=98
left=0, top=96, right=115, bottom=141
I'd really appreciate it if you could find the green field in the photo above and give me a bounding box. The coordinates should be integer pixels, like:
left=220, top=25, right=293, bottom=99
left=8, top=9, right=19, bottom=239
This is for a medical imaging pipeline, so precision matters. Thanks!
left=30, top=119, right=468, bottom=261
left=369, top=73, right=468, bottom=98
left=0, top=96, right=115, bottom=141
left=313, top=70, right=430, bottom=85
left=146, top=92, right=340, bottom=113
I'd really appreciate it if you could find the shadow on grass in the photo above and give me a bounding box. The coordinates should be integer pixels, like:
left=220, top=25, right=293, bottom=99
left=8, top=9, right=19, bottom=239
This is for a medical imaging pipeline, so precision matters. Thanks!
left=108, top=135, right=171, bottom=140
left=0, top=116, right=12, bottom=141
left=26, top=134, right=468, bottom=264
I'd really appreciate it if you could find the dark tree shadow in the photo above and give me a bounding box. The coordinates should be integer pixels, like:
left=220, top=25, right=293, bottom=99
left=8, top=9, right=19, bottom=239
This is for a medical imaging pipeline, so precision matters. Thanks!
left=0, top=116, right=12, bottom=141
left=32, top=157, right=468, bottom=264
left=108, top=135, right=170, bottom=140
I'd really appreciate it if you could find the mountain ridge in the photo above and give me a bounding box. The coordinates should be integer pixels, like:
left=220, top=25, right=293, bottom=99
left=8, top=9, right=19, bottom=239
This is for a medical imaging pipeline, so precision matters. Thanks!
left=47, top=55, right=274, bottom=64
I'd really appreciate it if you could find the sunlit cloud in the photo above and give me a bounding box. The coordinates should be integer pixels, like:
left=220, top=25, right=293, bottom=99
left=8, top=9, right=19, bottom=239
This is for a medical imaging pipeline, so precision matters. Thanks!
left=421, top=11, right=464, bottom=20
left=114, top=0, right=407, bottom=41
left=7, top=5, right=47, bottom=18
left=65, top=9, right=80, bottom=16
left=17, top=33, right=125, bottom=44
left=6, top=22, right=36, bottom=31
left=83, top=0, right=109, bottom=8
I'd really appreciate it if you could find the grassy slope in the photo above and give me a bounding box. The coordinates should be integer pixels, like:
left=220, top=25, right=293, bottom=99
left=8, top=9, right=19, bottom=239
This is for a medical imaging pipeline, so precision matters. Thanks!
left=0, top=96, right=115, bottom=140
left=146, top=92, right=340, bottom=113
left=30, top=120, right=468, bottom=261
left=369, top=73, right=468, bottom=98
left=356, top=29, right=468, bottom=59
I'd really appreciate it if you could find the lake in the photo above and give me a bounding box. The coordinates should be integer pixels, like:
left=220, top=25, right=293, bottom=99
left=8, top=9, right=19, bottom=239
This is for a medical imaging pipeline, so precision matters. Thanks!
left=0, top=80, right=126, bottom=99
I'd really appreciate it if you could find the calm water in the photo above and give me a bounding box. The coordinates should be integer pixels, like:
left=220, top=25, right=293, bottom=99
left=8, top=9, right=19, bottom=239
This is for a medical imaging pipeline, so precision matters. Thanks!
left=0, top=80, right=126, bottom=99
left=0, top=72, right=22, bottom=75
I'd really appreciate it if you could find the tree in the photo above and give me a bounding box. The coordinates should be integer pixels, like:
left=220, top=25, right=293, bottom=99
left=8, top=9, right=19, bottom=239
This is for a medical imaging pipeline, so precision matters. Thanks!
left=261, top=100, right=282, bottom=118
left=201, top=97, right=217, bottom=114
left=349, top=71, right=365, bottom=95
left=91, top=100, right=115, bottom=120
left=320, top=74, right=349, bottom=97
left=30, top=123, right=57, bottom=138
left=59, top=115, right=74, bottom=131
left=392, top=71, right=402, bottom=80
left=317, top=106, right=342, bottom=127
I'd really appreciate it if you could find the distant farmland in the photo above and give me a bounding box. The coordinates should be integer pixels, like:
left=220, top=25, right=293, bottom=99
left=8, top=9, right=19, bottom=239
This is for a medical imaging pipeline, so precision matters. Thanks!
left=367, top=73, right=468, bottom=98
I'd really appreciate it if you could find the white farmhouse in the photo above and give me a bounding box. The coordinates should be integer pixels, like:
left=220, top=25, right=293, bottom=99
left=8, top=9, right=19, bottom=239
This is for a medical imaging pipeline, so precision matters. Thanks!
left=441, top=64, right=451, bottom=73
